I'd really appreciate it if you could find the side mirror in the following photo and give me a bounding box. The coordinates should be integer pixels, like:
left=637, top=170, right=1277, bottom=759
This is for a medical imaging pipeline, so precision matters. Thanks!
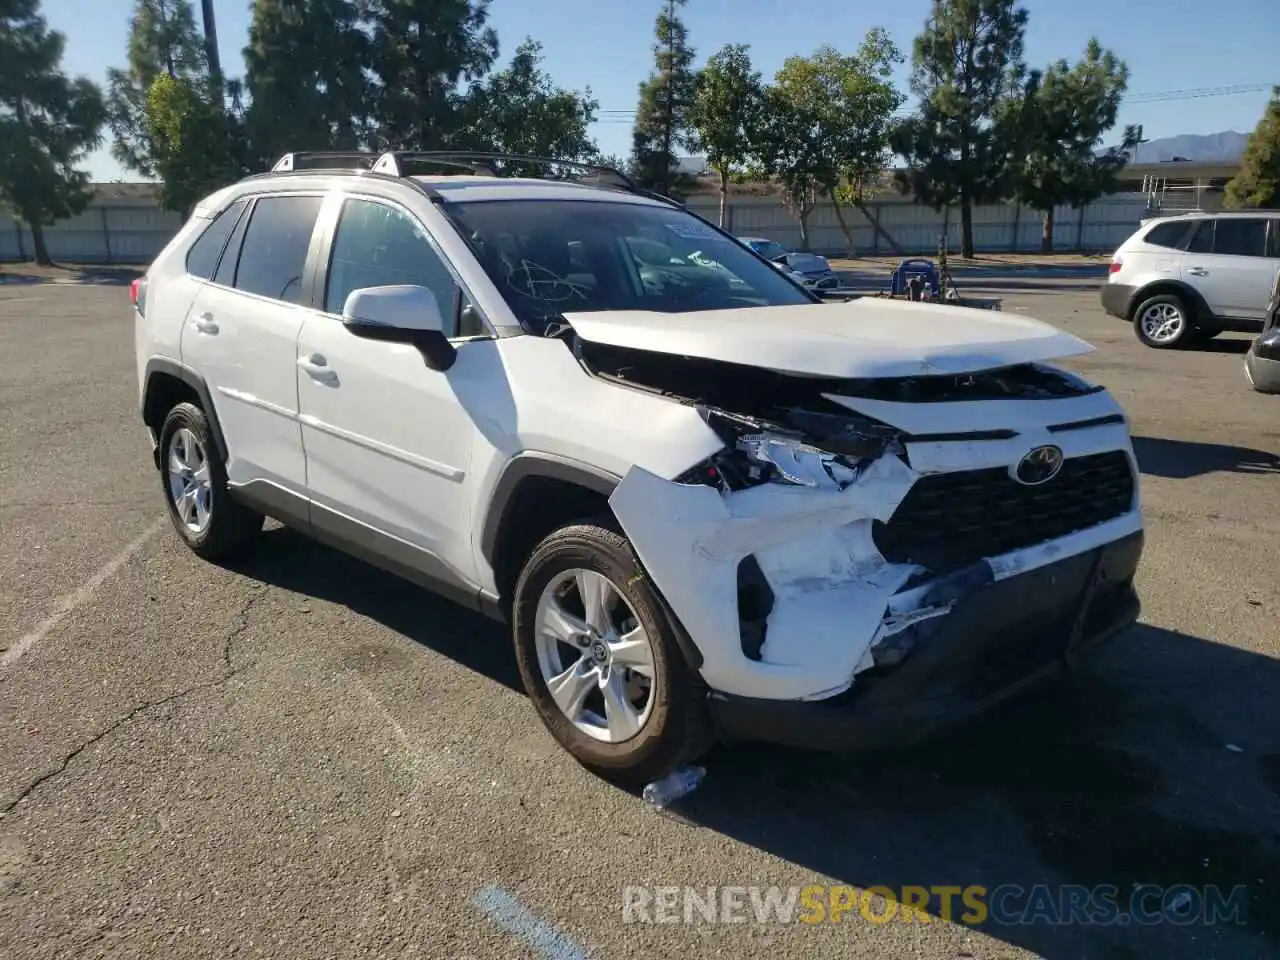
left=342, top=284, right=456, bottom=372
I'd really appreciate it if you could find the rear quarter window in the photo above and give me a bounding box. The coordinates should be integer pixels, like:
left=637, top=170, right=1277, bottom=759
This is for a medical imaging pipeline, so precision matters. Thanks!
left=184, top=200, right=249, bottom=279
left=1141, top=221, right=1192, bottom=249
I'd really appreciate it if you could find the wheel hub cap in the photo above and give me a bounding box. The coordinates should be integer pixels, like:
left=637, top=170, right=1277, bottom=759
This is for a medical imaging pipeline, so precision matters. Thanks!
left=166, top=427, right=212, bottom=534
left=532, top=568, right=657, bottom=743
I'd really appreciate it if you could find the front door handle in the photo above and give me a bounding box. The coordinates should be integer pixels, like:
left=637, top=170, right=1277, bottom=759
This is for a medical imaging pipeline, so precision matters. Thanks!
left=297, top=353, right=338, bottom=385
left=191, top=313, right=219, bottom=334
left=1186, top=267, right=1209, bottom=276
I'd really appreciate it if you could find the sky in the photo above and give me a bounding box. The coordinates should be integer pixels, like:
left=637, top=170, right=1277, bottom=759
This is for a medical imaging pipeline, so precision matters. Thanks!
left=40, top=0, right=1280, bottom=182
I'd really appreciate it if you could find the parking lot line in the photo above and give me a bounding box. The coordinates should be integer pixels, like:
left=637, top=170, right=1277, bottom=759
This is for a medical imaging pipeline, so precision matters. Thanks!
left=472, top=885, right=593, bottom=960
left=1, top=516, right=167, bottom=669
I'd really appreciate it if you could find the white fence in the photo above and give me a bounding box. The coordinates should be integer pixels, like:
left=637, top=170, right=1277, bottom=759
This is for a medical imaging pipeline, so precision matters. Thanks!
left=0, top=189, right=1148, bottom=264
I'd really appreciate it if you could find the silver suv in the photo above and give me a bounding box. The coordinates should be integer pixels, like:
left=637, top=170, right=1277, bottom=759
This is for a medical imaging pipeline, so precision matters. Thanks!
left=1102, top=211, right=1280, bottom=348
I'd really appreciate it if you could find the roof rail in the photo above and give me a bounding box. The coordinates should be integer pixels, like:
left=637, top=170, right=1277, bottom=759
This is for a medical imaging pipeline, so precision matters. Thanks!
left=271, top=151, right=377, bottom=172
left=371, top=151, right=638, bottom=190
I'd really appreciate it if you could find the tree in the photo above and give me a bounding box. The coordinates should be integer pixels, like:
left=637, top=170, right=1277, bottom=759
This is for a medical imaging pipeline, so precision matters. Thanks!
left=687, top=43, right=762, bottom=227
left=0, top=0, right=105, bottom=265
left=105, top=0, right=206, bottom=177
left=458, top=38, right=599, bottom=162
left=1003, top=40, right=1139, bottom=252
left=145, top=73, right=237, bottom=218
left=365, top=0, right=498, bottom=150
left=769, top=34, right=905, bottom=256
left=1225, top=86, right=1280, bottom=210
left=893, top=0, right=1029, bottom=258
left=243, top=0, right=371, bottom=166
left=752, top=83, right=822, bottom=249
left=630, top=0, right=698, bottom=197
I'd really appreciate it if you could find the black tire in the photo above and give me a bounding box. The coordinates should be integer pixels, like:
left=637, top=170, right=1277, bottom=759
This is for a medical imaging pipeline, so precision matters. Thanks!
left=1132, top=293, right=1193, bottom=349
left=158, top=402, right=263, bottom=561
left=511, top=519, right=712, bottom=786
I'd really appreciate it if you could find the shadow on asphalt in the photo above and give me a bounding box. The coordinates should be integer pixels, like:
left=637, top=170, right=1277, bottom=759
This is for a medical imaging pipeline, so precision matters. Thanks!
left=1132, top=436, right=1280, bottom=478
left=1188, top=337, right=1254, bottom=356
left=231, top=528, right=1279, bottom=958
left=0, top=265, right=140, bottom=286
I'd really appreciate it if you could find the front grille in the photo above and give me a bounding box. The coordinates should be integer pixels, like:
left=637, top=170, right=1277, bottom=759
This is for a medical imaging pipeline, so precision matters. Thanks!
left=874, top=451, right=1135, bottom=573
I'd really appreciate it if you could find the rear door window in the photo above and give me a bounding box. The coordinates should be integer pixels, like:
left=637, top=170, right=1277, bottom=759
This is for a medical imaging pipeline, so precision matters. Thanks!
left=1212, top=218, right=1268, bottom=258
left=1184, top=220, right=1214, bottom=254
left=230, top=195, right=324, bottom=304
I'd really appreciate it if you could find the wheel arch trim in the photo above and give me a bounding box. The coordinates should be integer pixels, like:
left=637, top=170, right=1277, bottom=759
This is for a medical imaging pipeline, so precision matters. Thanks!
left=1129, top=280, right=1212, bottom=322
left=142, top=358, right=229, bottom=465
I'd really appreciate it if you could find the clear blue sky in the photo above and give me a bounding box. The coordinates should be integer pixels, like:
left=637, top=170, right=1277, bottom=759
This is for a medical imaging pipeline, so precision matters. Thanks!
left=42, top=0, right=1280, bottom=181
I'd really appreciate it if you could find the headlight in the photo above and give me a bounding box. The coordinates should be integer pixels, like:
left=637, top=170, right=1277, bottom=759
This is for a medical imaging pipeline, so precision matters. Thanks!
left=676, top=408, right=902, bottom=493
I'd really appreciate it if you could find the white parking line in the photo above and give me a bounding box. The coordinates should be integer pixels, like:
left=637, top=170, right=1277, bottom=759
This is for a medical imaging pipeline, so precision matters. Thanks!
left=1, top=517, right=167, bottom=669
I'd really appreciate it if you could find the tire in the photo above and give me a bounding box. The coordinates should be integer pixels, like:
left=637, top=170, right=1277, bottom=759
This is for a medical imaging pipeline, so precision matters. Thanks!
left=511, top=519, right=712, bottom=785
left=158, top=402, right=263, bottom=561
left=1133, top=293, right=1193, bottom=349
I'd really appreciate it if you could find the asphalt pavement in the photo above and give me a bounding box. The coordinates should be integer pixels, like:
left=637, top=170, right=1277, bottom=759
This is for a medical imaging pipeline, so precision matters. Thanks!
left=1, top=279, right=1277, bottom=960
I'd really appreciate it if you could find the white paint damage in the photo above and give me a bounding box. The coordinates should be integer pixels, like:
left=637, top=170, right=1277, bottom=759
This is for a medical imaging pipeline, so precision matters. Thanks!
left=608, top=394, right=1144, bottom=704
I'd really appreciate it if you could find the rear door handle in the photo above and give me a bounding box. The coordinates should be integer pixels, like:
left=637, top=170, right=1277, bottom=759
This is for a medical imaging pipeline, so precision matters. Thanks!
left=191, top=313, right=219, bottom=334
left=297, top=353, right=338, bottom=385
left=1186, top=267, right=1209, bottom=276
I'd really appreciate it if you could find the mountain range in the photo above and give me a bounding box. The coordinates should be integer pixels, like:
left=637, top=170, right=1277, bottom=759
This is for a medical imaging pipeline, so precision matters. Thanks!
left=1127, top=131, right=1249, bottom=163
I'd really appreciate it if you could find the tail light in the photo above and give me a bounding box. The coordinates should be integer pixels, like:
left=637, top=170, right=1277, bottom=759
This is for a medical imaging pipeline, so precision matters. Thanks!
left=130, top=277, right=147, bottom=315
left=1108, top=258, right=1123, bottom=274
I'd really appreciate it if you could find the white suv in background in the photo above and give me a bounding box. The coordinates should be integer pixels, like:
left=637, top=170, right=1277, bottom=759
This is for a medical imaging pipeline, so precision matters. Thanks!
left=1102, top=211, right=1280, bottom=348
left=134, top=151, right=1146, bottom=784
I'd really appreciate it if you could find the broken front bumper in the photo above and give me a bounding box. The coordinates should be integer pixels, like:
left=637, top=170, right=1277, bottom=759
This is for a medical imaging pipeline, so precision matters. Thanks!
left=706, top=529, right=1143, bottom=751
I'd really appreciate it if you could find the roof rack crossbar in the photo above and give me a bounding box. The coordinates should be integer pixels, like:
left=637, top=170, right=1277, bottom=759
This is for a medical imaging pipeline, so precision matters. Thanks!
left=272, top=151, right=377, bottom=172
left=372, top=150, right=637, bottom=190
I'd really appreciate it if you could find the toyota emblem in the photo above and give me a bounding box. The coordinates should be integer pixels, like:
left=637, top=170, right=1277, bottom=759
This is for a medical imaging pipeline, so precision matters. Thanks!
left=1012, top=445, right=1065, bottom=486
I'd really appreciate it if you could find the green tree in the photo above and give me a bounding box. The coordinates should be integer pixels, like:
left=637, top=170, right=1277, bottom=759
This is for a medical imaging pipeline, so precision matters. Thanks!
left=105, top=0, right=206, bottom=177
left=365, top=0, right=498, bottom=150
left=630, top=0, right=699, bottom=197
left=769, top=34, right=905, bottom=256
left=752, top=83, right=822, bottom=249
left=687, top=43, right=762, bottom=227
left=458, top=38, right=599, bottom=162
left=145, top=73, right=237, bottom=217
left=1003, top=40, right=1139, bottom=252
left=893, top=0, right=1029, bottom=257
left=1225, top=86, right=1280, bottom=209
left=243, top=0, right=371, bottom=166
left=0, top=0, right=105, bottom=265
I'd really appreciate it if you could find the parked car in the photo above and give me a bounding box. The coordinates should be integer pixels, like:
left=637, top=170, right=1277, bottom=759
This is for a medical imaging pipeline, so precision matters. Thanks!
left=1102, top=211, right=1280, bottom=348
left=134, top=150, right=1145, bottom=785
left=1244, top=262, right=1280, bottom=393
left=737, top=236, right=841, bottom=290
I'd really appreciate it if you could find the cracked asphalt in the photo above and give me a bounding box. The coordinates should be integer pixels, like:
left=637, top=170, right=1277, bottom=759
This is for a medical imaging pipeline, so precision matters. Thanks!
left=1, top=281, right=1278, bottom=960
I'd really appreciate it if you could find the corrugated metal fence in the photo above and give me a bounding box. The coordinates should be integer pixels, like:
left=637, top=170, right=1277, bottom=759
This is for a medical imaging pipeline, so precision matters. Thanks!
left=0, top=191, right=1148, bottom=264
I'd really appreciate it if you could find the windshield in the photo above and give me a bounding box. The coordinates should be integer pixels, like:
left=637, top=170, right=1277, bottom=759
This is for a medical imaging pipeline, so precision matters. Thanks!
left=442, top=199, right=814, bottom=333
left=746, top=239, right=788, bottom=260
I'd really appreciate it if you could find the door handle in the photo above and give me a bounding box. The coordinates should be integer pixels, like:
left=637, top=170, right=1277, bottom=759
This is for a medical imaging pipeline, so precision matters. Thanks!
left=191, top=313, right=219, bottom=334
left=1186, top=267, right=1209, bottom=276
left=297, top=353, right=338, bottom=385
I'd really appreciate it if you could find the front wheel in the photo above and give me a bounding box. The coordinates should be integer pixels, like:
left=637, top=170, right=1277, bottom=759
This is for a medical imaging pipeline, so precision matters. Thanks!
left=1133, top=294, right=1193, bottom=348
left=511, top=520, right=712, bottom=785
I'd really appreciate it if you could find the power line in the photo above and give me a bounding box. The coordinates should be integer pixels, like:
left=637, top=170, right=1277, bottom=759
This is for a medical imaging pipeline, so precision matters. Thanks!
left=589, top=82, right=1273, bottom=123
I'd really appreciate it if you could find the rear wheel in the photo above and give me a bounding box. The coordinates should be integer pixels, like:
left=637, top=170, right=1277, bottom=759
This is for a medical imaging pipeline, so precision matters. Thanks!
left=158, top=402, right=263, bottom=561
left=511, top=520, right=712, bottom=785
left=1133, top=294, right=1193, bottom=348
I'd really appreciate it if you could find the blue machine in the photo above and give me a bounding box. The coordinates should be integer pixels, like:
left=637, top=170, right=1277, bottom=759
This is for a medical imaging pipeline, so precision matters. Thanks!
left=889, top=258, right=941, bottom=299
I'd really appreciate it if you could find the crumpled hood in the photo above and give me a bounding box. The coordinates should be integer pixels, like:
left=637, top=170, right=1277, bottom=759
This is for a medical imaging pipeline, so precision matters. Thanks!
left=563, top=298, right=1094, bottom=379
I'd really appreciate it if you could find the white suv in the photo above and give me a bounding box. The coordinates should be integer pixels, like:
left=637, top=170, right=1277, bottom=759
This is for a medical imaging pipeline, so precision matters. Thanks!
left=1103, top=211, right=1280, bottom=348
left=135, top=151, right=1146, bottom=784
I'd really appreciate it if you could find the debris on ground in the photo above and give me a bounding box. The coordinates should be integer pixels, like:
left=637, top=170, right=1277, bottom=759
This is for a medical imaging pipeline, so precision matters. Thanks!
left=642, top=766, right=706, bottom=808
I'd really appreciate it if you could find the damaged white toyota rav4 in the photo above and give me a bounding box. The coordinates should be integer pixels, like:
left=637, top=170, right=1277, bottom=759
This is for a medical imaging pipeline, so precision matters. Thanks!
left=135, top=152, right=1145, bottom=785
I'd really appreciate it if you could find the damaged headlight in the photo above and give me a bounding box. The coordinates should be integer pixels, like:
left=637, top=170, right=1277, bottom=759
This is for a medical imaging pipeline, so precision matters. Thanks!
left=677, top=408, right=903, bottom=493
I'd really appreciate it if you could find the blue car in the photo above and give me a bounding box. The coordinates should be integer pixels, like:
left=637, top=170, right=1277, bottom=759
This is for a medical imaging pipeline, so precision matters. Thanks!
left=738, top=236, right=840, bottom=290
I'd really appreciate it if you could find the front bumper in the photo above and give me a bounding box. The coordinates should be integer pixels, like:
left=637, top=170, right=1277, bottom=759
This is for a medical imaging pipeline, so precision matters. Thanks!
left=707, top=529, right=1144, bottom=751
left=1245, top=324, right=1280, bottom=393
left=1100, top=282, right=1135, bottom=319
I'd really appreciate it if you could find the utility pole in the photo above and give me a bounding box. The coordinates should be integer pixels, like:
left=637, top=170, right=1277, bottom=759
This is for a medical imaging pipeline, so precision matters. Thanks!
left=200, top=0, right=224, bottom=100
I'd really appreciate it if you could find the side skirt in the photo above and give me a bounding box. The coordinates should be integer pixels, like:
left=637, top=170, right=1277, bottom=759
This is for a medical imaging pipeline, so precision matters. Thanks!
left=228, top=479, right=506, bottom=623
